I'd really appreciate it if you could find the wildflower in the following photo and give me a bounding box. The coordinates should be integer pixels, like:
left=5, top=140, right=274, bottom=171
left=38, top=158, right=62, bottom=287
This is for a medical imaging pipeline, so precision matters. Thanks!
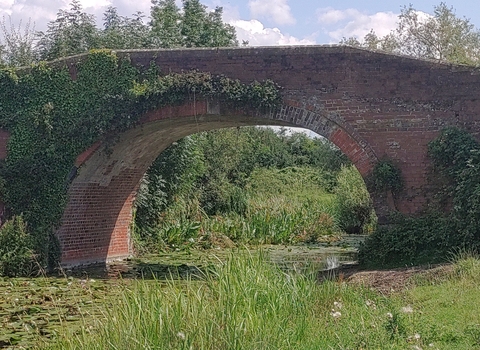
left=401, top=305, right=414, bottom=313
left=386, top=312, right=393, bottom=319
left=177, top=332, right=186, bottom=340
left=407, top=333, right=421, bottom=343
left=333, top=301, right=343, bottom=309
left=330, top=310, right=342, bottom=318
left=366, top=299, right=376, bottom=309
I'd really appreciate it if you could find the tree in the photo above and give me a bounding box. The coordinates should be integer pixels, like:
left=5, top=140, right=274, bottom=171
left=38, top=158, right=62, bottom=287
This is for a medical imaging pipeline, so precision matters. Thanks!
left=341, top=2, right=480, bottom=65
left=395, top=3, right=480, bottom=64
left=181, top=0, right=237, bottom=48
left=36, top=0, right=99, bottom=60
left=100, top=7, right=152, bottom=49
left=0, top=17, right=36, bottom=66
left=150, top=0, right=183, bottom=48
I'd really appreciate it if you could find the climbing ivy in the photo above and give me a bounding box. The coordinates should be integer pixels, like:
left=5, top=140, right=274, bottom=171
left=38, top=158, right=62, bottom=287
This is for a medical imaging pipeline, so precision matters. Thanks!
left=367, top=158, right=403, bottom=194
left=0, top=49, right=282, bottom=268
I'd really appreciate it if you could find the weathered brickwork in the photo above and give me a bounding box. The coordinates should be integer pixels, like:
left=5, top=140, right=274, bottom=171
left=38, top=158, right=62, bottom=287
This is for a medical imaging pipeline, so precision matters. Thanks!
left=15, top=45, right=480, bottom=265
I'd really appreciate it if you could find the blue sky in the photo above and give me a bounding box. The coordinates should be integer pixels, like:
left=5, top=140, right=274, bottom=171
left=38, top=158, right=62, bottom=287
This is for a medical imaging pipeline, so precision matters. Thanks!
left=0, top=0, right=478, bottom=46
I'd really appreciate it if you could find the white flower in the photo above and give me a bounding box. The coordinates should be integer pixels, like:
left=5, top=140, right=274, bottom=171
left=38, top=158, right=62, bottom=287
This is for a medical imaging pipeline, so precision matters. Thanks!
left=401, top=305, right=414, bottom=313
left=177, top=332, right=186, bottom=340
left=366, top=299, right=377, bottom=309
left=330, top=310, right=342, bottom=318
left=386, top=312, right=393, bottom=319
left=333, top=301, right=343, bottom=309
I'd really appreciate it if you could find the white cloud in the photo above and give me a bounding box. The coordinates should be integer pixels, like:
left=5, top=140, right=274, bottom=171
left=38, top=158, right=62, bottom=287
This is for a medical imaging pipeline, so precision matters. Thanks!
left=231, top=19, right=315, bottom=46
left=249, top=0, right=295, bottom=25
left=0, top=0, right=14, bottom=10
left=317, top=7, right=399, bottom=42
left=79, top=0, right=112, bottom=11
left=317, top=8, right=348, bottom=25
left=0, top=0, right=153, bottom=32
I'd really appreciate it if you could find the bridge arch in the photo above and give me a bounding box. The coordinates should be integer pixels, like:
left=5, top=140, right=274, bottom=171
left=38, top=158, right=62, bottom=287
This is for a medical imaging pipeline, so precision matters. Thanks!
left=58, top=99, right=378, bottom=266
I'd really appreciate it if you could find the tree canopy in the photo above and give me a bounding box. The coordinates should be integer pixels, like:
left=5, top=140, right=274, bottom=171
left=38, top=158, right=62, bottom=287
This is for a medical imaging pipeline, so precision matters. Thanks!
left=0, top=0, right=238, bottom=66
left=341, top=2, right=480, bottom=65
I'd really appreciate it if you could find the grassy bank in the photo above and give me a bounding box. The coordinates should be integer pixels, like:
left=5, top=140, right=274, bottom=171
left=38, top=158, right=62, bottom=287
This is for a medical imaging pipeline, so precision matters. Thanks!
left=41, top=252, right=480, bottom=350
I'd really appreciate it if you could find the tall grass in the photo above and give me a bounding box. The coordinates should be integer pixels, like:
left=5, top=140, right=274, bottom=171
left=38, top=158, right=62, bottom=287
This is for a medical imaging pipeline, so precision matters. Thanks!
left=42, top=254, right=480, bottom=349
left=42, top=251, right=413, bottom=350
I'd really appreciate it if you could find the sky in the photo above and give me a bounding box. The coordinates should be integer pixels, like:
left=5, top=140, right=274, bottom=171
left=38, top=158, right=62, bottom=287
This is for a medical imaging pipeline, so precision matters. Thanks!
left=0, top=0, right=478, bottom=46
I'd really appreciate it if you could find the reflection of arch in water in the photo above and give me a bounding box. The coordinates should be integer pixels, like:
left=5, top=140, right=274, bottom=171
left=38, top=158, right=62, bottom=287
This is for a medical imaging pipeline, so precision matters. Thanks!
left=58, top=100, right=378, bottom=266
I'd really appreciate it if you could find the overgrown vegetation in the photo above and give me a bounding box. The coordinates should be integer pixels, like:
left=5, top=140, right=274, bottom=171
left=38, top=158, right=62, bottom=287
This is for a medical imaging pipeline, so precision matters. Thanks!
left=0, top=216, right=35, bottom=277
left=367, top=159, right=403, bottom=194
left=133, top=127, right=376, bottom=252
left=360, top=127, right=480, bottom=267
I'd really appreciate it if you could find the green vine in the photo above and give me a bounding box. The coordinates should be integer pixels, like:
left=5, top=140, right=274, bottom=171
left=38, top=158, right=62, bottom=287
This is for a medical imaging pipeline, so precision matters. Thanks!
left=0, top=49, right=283, bottom=268
left=367, top=158, right=403, bottom=194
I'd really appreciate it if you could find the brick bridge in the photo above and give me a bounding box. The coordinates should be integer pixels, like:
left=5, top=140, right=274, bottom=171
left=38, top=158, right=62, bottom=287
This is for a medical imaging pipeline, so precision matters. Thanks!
left=21, top=45, right=480, bottom=266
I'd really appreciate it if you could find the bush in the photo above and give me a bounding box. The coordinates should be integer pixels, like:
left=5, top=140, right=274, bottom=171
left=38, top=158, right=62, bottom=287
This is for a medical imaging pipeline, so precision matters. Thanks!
left=0, top=216, right=35, bottom=277
left=358, top=213, right=457, bottom=267
left=334, top=165, right=376, bottom=234
left=367, top=159, right=403, bottom=193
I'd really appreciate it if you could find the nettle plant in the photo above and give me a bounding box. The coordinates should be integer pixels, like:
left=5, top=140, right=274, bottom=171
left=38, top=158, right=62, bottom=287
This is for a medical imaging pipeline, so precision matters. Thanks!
left=0, top=49, right=282, bottom=269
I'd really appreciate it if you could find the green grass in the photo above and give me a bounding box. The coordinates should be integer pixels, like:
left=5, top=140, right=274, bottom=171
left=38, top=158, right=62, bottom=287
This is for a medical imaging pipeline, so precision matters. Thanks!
left=145, top=167, right=345, bottom=251
left=40, top=253, right=480, bottom=350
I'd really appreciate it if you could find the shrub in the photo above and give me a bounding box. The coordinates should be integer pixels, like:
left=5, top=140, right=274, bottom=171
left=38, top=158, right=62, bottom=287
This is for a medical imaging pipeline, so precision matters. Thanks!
left=367, top=159, right=403, bottom=194
left=358, top=213, right=456, bottom=267
left=0, top=216, right=35, bottom=277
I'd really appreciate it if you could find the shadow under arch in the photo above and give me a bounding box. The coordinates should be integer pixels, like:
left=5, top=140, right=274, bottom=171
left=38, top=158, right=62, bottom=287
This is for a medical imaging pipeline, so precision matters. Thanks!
left=57, top=100, right=380, bottom=266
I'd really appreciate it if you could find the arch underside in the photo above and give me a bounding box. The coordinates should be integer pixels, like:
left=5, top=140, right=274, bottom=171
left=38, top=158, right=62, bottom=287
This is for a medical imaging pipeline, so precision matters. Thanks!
left=58, top=102, right=377, bottom=266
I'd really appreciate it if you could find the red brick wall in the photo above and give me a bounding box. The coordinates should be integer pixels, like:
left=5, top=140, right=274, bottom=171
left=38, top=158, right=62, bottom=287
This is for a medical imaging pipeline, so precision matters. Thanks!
left=49, top=46, right=480, bottom=265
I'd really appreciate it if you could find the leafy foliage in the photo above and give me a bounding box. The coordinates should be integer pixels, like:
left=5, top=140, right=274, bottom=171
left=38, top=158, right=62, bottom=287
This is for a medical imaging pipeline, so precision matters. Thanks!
left=1, top=0, right=238, bottom=65
left=150, top=0, right=183, bottom=48
left=367, top=159, right=403, bottom=194
left=101, top=7, right=152, bottom=49
left=0, top=17, right=36, bottom=66
left=358, top=213, right=455, bottom=267
left=0, top=216, right=35, bottom=277
left=37, top=0, right=99, bottom=61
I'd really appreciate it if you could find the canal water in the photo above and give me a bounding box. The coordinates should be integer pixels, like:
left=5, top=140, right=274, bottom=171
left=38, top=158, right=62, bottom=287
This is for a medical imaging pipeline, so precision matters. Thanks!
left=105, top=234, right=365, bottom=280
